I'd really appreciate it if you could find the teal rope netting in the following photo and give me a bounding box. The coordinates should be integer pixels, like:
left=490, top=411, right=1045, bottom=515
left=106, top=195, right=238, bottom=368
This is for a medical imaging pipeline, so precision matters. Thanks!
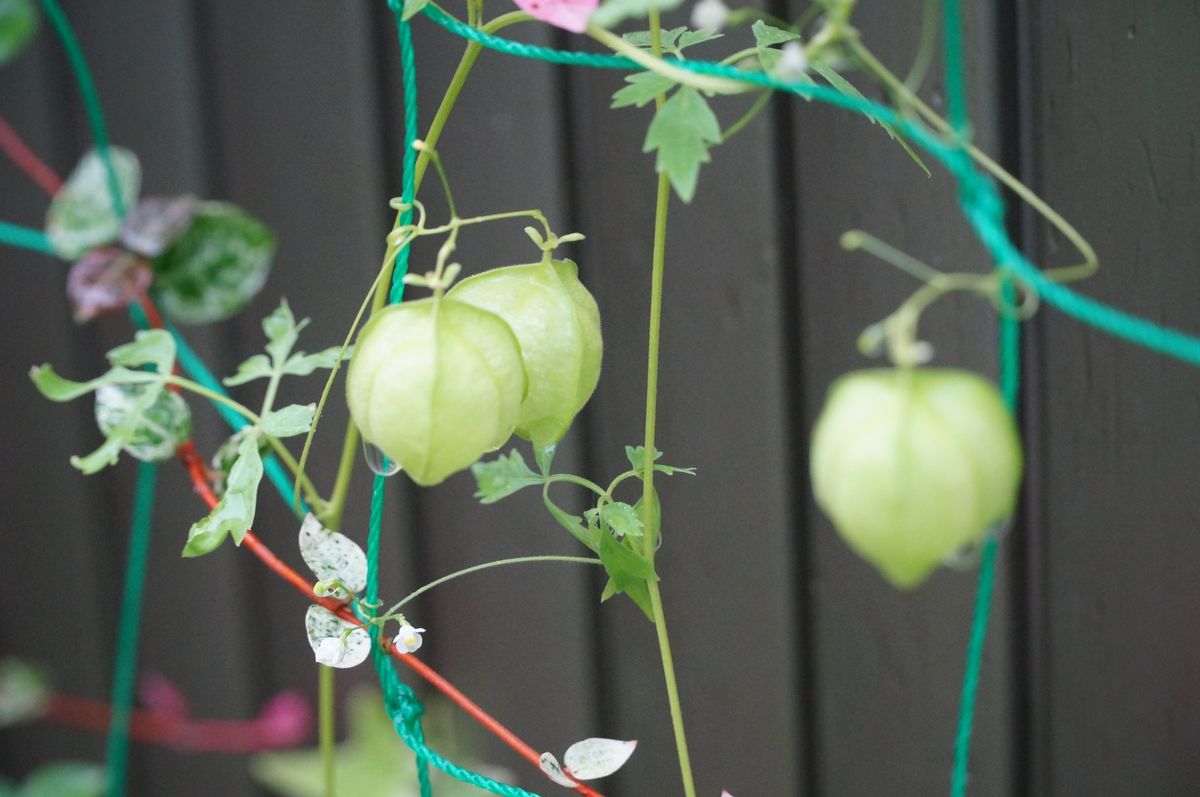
left=5, top=0, right=1200, bottom=795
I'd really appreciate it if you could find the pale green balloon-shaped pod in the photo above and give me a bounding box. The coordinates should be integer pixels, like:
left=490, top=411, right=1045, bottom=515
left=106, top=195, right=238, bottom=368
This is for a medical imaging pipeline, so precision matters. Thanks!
left=346, top=297, right=527, bottom=486
left=810, top=368, right=1023, bottom=589
left=448, top=258, right=602, bottom=446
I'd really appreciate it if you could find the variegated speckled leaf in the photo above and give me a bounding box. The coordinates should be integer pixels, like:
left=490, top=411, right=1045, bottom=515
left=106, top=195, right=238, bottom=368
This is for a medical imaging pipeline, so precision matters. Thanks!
left=305, top=605, right=370, bottom=669
left=152, top=201, right=275, bottom=324
left=95, top=383, right=192, bottom=463
left=538, top=753, right=578, bottom=788
left=298, top=513, right=367, bottom=598
left=66, top=247, right=153, bottom=323
left=45, top=147, right=141, bottom=258
left=562, top=738, right=637, bottom=780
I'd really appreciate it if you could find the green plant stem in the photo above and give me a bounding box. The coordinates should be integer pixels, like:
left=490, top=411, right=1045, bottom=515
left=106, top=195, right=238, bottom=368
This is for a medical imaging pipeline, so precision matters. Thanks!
left=848, top=38, right=1098, bottom=283
left=321, top=423, right=360, bottom=529
left=381, top=555, right=602, bottom=617
left=546, top=472, right=609, bottom=498
left=721, top=90, right=773, bottom=142
left=319, top=663, right=335, bottom=797
left=640, top=13, right=697, bottom=797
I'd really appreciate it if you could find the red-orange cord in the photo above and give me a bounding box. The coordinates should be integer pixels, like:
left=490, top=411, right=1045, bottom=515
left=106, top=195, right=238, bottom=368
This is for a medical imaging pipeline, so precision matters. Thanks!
left=0, top=115, right=64, bottom=196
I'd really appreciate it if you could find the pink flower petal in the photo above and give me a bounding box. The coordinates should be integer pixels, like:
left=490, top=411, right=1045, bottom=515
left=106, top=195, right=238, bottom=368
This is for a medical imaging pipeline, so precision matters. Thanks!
left=256, top=691, right=312, bottom=747
left=513, top=0, right=597, bottom=33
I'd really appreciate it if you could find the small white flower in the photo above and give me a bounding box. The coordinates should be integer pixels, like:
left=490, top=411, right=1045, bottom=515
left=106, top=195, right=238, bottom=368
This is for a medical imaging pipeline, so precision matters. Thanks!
left=393, top=624, right=426, bottom=654
left=690, top=0, right=728, bottom=32
left=314, top=637, right=347, bottom=667
left=776, top=41, right=809, bottom=79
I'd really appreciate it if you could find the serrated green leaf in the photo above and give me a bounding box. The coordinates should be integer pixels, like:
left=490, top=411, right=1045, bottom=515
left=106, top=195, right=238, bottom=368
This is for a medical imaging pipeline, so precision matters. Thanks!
left=625, top=444, right=696, bottom=476
left=644, top=87, right=721, bottom=202
left=751, top=19, right=800, bottom=47
left=0, top=659, right=50, bottom=729
left=471, top=450, right=544, bottom=504
left=623, top=27, right=685, bottom=50
left=224, top=353, right=273, bottom=386
left=401, top=0, right=430, bottom=21
left=263, top=300, right=307, bottom=366
left=677, top=29, right=723, bottom=50
left=600, top=502, right=644, bottom=538
left=0, top=0, right=38, bottom=68
left=183, top=433, right=262, bottom=556
left=809, top=61, right=931, bottom=177
left=612, top=71, right=677, bottom=109
left=591, top=0, right=683, bottom=29
left=70, top=434, right=129, bottom=476
left=45, top=148, right=141, bottom=259
left=29, top=365, right=108, bottom=402
left=15, top=762, right=105, bottom=797
left=260, top=403, right=315, bottom=438
left=152, top=201, right=275, bottom=325
left=283, top=345, right=351, bottom=377
left=597, top=533, right=657, bottom=621
left=534, top=443, right=556, bottom=476
left=106, top=328, right=175, bottom=374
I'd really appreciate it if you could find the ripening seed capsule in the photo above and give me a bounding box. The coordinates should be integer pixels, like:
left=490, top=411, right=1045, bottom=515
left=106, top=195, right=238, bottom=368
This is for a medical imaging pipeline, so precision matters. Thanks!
left=448, top=258, right=602, bottom=446
left=345, top=297, right=527, bottom=486
left=809, top=368, right=1023, bottom=589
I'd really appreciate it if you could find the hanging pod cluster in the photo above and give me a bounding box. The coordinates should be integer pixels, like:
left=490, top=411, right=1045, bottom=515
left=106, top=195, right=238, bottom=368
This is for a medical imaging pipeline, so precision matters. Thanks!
left=809, top=368, right=1023, bottom=588
left=347, top=257, right=602, bottom=485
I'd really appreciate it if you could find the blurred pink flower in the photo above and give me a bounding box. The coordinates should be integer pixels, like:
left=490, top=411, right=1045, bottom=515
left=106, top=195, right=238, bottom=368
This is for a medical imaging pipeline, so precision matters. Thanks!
left=513, top=0, right=597, bottom=33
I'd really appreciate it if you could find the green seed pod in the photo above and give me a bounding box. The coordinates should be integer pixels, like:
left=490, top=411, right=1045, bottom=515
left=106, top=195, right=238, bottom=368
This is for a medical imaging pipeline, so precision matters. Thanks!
left=448, top=258, right=602, bottom=446
left=95, top=383, right=192, bottom=462
left=346, top=297, right=527, bottom=486
left=809, top=368, right=1022, bottom=589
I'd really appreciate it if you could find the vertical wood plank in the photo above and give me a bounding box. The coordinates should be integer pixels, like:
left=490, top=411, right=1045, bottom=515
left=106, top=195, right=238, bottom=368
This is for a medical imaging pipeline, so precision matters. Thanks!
left=786, top=4, right=1016, bottom=794
left=1025, top=2, right=1200, bottom=794
left=565, top=15, right=805, bottom=796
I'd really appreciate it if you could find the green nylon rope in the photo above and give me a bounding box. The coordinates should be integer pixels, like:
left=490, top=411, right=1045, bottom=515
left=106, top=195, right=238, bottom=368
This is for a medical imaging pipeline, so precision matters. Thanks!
left=0, top=222, right=53, bottom=254
left=104, top=460, right=157, bottom=797
left=419, top=3, right=1200, bottom=369
left=365, top=6, right=546, bottom=796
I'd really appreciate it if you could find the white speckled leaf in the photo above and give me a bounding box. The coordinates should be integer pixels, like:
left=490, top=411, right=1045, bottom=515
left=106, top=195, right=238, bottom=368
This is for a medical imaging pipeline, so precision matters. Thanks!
left=538, top=753, right=578, bottom=788
left=45, top=147, right=141, bottom=258
left=305, top=605, right=369, bottom=669
left=562, top=738, right=637, bottom=780
left=298, top=514, right=367, bottom=596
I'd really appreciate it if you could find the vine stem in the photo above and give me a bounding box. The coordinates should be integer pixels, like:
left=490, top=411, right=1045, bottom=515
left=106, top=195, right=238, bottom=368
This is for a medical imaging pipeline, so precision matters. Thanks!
left=319, top=664, right=335, bottom=797
left=641, top=11, right=697, bottom=797
left=381, top=555, right=602, bottom=618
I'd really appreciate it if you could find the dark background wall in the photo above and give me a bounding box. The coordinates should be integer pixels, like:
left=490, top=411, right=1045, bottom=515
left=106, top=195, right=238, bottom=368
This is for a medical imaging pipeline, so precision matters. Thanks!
left=1, top=1, right=1197, bottom=795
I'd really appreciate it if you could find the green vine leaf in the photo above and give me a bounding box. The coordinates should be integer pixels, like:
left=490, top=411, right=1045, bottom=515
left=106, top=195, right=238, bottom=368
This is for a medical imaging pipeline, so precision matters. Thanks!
left=611, top=71, right=677, bottom=109
left=0, top=0, right=38, bottom=68
left=624, top=444, right=696, bottom=476
left=597, top=532, right=657, bottom=621
left=224, top=354, right=273, bottom=387
left=183, top=433, right=263, bottom=557
left=107, top=329, right=176, bottom=374
left=471, top=450, right=545, bottom=504
left=600, top=502, right=643, bottom=538
left=752, top=20, right=801, bottom=70
left=283, top=346, right=351, bottom=377
left=644, top=87, right=722, bottom=202
left=260, top=403, right=316, bottom=438
left=808, top=61, right=931, bottom=176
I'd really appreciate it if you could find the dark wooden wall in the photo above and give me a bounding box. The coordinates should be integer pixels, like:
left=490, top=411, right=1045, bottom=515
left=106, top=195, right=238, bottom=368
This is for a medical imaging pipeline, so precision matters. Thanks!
left=1, top=1, right=1197, bottom=795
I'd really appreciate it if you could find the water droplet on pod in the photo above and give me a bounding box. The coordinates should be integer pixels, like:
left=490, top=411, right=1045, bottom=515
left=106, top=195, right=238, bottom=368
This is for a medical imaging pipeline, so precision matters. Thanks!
left=362, top=441, right=401, bottom=476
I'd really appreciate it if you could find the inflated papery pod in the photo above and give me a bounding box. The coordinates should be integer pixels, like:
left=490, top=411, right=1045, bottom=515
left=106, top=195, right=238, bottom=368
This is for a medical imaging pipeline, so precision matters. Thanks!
left=346, top=297, right=527, bottom=486
left=448, top=258, right=602, bottom=446
left=809, top=368, right=1022, bottom=588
